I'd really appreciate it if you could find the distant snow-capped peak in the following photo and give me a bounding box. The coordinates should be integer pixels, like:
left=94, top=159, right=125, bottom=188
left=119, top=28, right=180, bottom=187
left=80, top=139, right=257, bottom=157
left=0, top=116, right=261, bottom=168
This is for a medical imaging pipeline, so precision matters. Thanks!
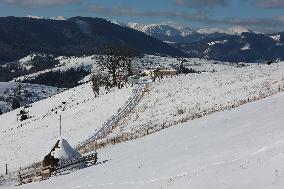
left=127, top=22, right=195, bottom=37
left=269, top=34, right=281, bottom=42
left=127, top=23, right=148, bottom=33
left=111, top=20, right=255, bottom=37
left=50, top=16, right=67, bottom=21
left=25, top=15, right=44, bottom=19
left=197, top=27, right=227, bottom=34
left=198, top=26, right=253, bottom=35
left=227, top=26, right=251, bottom=35
left=25, top=15, right=67, bottom=20
left=175, top=26, right=195, bottom=36
left=110, top=20, right=127, bottom=27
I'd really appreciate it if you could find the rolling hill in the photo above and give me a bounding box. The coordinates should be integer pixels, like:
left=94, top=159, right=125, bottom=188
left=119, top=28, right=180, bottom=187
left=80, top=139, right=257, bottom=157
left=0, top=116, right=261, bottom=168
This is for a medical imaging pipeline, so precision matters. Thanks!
left=0, top=17, right=185, bottom=64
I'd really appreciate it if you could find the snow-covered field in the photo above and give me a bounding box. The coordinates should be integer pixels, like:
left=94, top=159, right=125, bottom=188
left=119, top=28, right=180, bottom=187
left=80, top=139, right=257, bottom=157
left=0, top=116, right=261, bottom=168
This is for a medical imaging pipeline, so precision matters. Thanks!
left=103, top=62, right=284, bottom=143
left=0, top=83, right=133, bottom=173
left=1, top=56, right=284, bottom=188
left=3, top=90, right=284, bottom=189
left=0, top=82, right=62, bottom=113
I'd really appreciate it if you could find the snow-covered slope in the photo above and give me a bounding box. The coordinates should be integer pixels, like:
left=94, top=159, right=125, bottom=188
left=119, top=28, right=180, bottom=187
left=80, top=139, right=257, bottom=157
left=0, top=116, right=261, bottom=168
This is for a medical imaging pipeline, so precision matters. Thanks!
left=50, top=16, right=67, bottom=21
left=12, top=55, right=97, bottom=82
left=25, top=15, right=44, bottom=19
left=126, top=22, right=252, bottom=36
left=241, top=43, right=251, bottom=51
left=4, top=90, right=284, bottom=189
left=25, top=15, right=66, bottom=20
left=197, top=26, right=251, bottom=35
left=227, top=26, right=250, bottom=35
left=127, top=23, right=195, bottom=37
left=103, top=61, right=284, bottom=143
left=1, top=56, right=284, bottom=188
left=197, top=27, right=228, bottom=34
left=270, top=35, right=281, bottom=42
left=0, top=83, right=133, bottom=173
left=0, top=82, right=62, bottom=113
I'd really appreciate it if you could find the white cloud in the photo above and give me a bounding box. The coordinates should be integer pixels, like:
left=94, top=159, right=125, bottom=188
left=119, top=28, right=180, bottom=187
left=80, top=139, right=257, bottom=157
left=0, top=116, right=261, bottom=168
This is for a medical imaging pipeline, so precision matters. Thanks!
left=0, top=0, right=80, bottom=7
left=175, top=0, right=228, bottom=8
left=255, top=0, right=284, bottom=8
left=90, top=4, right=208, bottom=22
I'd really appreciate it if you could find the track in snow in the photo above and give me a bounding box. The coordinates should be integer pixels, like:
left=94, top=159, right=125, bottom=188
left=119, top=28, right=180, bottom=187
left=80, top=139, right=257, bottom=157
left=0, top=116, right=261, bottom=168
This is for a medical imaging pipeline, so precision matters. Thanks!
left=76, top=82, right=148, bottom=151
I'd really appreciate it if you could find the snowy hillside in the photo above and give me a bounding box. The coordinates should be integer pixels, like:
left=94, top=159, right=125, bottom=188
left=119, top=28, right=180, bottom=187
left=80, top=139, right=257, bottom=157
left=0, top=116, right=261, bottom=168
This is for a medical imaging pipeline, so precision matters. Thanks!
left=13, top=55, right=97, bottom=82
left=25, top=15, right=67, bottom=20
left=126, top=22, right=251, bottom=36
left=0, top=82, right=62, bottom=113
left=198, top=26, right=252, bottom=35
left=270, top=35, right=281, bottom=41
left=1, top=56, right=284, bottom=188
left=0, top=83, right=133, bottom=173
left=100, top=61, right=284, bottom=144
left=3, top=89, right=284, bottom=189
left=127, top=23, right=195, bottom=37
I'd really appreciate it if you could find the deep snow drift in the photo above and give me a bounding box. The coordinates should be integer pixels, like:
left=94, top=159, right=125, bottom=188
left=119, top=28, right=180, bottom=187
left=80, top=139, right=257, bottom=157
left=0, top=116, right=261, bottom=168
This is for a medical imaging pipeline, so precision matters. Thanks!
left=4, top=90, right=284, bottom=189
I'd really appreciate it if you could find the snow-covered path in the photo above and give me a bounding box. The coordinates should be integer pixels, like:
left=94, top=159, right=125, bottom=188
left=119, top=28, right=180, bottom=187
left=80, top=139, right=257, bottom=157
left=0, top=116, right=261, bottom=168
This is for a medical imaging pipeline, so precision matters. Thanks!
left=77, top=82, right=147, bottom=149
left=4, top=91, right=284, bottom=189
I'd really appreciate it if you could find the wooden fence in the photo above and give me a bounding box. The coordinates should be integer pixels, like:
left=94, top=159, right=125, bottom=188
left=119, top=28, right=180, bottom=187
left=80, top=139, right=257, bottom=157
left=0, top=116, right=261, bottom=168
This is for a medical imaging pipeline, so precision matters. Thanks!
left=0, top=152, right=98, bottom=186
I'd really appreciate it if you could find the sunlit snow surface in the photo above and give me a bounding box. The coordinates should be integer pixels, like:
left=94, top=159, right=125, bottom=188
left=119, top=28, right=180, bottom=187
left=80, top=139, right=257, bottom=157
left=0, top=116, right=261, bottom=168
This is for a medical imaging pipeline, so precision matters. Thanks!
left=107, top=61, right=284, bottom=141
left=3, top=89, right=284, bottom=189
left=0, top=83, right=133, bottom=173
left=0, top=82, right=62, bottom=113
left=1, top=57, right=284, bottom=188
left=52, top=139, right=82, bottom=162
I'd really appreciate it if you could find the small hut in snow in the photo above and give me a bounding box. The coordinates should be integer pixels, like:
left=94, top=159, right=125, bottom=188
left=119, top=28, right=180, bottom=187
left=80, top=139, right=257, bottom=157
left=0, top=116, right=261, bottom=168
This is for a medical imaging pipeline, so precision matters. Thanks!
left=43, top=139, right=85, bottom=170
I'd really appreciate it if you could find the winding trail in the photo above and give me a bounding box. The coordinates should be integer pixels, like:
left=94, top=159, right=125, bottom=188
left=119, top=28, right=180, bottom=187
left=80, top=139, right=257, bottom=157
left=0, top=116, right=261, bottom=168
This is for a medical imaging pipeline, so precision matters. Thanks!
left=76, top=81, right=148, bottom=149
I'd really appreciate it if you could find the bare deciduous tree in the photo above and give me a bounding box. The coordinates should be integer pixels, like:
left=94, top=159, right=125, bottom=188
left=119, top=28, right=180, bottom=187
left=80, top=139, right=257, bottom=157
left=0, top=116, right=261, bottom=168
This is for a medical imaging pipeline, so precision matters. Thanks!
left=91, top=72, right=101, bottom=97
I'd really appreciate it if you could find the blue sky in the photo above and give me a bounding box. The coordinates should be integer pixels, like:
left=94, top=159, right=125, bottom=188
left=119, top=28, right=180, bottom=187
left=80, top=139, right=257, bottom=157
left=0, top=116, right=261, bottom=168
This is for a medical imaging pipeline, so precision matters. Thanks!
left=0, top=0, right=284, bottom=32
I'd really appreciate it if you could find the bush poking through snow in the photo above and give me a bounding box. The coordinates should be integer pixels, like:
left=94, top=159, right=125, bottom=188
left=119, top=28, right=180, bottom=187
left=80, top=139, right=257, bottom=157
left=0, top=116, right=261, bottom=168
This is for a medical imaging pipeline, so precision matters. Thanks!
left=18, top=109, right=30, bottom=121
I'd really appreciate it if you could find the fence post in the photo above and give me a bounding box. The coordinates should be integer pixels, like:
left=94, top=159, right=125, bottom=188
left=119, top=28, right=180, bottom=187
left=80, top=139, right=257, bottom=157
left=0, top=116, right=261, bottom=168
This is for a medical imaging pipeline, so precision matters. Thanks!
left=113, top=137, right=116, bottom=144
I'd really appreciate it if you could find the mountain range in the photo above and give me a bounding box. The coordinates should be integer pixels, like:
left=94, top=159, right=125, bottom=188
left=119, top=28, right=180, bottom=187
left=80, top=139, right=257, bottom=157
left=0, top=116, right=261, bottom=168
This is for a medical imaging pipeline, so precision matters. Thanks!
left=114, top=21, right=284, bottom=62
left=0, top=16, right=283, bottom=63
left=0, top=16, right=185, bottom=64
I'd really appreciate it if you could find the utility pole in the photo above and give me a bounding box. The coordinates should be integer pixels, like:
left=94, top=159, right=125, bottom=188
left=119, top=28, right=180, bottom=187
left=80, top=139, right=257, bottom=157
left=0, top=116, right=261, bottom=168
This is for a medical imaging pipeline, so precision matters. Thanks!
left=60, top=115, right=62, bottom=137
left=5, top=164, right=8, bottom=175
